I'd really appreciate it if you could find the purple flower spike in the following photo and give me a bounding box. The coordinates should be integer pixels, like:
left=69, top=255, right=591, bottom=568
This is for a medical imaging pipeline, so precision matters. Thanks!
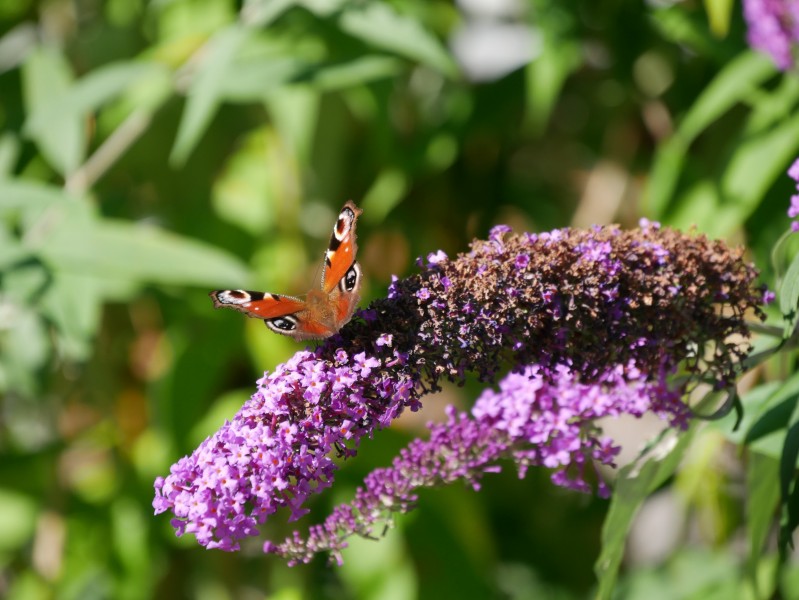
left=154, top=224, right=764, bottom=559
left=743, top=0, right=799, bottom=70
left=264, top=363, right=688, bottom=564
left=787, top=157, right=799, bottom=231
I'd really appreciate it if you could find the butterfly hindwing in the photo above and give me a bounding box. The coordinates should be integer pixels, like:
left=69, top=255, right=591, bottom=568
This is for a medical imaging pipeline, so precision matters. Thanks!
left=209, top=290, right=317, bottom=340
left=328, top=261, right=363, bottom=326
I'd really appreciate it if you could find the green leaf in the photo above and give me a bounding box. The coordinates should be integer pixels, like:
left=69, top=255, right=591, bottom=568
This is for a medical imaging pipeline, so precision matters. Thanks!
left=595, top=428, right=695, bottom=599
left=303, top=56, right=403, bottom=91
left=239, top=0, right=296, bottom=27
left=780, top=418, right=799, bottom=555
left=0, top=308, right=50, bottom=395
left=21, top=46, right=84, bottom=176
left=703, top=0, right=734, bottom=37
left=771, top=229, right=797, bottom=282
left=0, top=178, right=77, bottom=215
left=721, top=112, right=799, bottom=225
left=746, top=75, right=799, bottom=135
left=746, top=453, right=779, bottom=593
left=643, top=136, right=689, bottom=219
left=0, top=489, right=38, bottom=552
left=0, top=222, right=30, bottom=270
left=35, top=217, right=250, bottom=288
left=39, top=272, right=103, bottom=360
left=745, top=372, right=799, bottom=445
left=211, top=126, right=280, bottom=235
left=0, top=132, right=20, bottom=177
left=652, top=7, right=732, bottom=61
left=265, top=87, right=319, bottom=165
left=361, top=168, right=407, bottom=224
left=339, top=3, right=458, bottom=79
left=218, top=56, right=305, bottom=101
left=644, top=51, right=777, bottom=219
left=779, top=248, right=799, bottom=325
left=668, top=180, right=720, bottom=232
left=170, top=25, right=251, bottom=166
left=26, top=61, right=167, bottom=139
left=524, top=38, right=581, bottom=134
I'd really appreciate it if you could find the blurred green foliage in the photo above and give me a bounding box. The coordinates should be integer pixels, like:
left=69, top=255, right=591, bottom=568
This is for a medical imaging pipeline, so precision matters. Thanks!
left=1, top=0, right=799, bottom=598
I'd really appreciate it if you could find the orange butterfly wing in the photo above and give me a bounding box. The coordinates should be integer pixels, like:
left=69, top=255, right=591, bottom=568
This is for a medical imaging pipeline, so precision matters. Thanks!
left=321, top=201, right=362, bottom=294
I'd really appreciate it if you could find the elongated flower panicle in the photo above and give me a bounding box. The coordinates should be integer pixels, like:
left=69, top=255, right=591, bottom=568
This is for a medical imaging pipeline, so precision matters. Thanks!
left=789, top=157, right=799, bottom=232
left=265, top=364, right=688, bottom=564
left=153, top=224, right=763, bottom=556
left=743, top=0, right=799, bottom=70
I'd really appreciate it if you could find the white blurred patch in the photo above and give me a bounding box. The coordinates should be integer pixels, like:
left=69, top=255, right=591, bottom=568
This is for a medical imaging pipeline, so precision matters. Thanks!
left=451, top=21, right=540, bottom=82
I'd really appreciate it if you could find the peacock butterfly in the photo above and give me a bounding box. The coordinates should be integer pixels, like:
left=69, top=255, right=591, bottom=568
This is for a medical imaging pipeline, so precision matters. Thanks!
left=210, top=201, right=363, bottom=341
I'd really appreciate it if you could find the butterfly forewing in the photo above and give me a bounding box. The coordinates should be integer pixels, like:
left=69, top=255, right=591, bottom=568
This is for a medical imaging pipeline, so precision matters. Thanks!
left=322, top=201, right=362, bottom=294
left=209, top=290, right=306, bottom=320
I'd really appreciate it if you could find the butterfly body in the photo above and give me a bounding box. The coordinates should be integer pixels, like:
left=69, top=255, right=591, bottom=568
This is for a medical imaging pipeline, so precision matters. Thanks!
left=210, top=202, right=363, bottom=341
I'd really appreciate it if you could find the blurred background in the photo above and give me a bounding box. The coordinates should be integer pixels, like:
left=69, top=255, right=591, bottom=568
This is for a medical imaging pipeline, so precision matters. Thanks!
left=1, top=0, right=797, bottom=598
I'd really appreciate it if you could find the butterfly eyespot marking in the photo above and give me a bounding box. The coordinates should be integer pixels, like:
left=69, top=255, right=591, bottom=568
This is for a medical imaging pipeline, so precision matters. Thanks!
left=340, top=263, right=361, bottom=293
left=333, top=208, right=355, bottom=241
left=266, top=315, right=298, bottom=332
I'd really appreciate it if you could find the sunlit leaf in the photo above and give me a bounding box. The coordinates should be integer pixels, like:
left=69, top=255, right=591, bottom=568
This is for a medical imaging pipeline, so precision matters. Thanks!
left=683, top=50, right=776, bottom=142
left=170, top=25, right=251, bottom=166
left=0, top=308, right=50, bottom=395
left=595, top=428, right=695, bottom=599
left=746, top=452, right=779, bottom=593
left=305, top=56, right=403, bottom=91
left=703, top=0, right=734, bottom=37
left=36, top=217, right=250, bottom=288
left=240, top=0, right=296, bottom=27
left=721, top=112, right=799, bottom=222
left=218, top=56, right=305, bottom=101
left=212, top=126, right=280, bottom=235
left=265, top=87, right=320, bottom=167
left=21, top=46, right=84, bottom=176
left=745, top=373, right=799, bottom=445
left=0, top=179, right=72, bottom=213
left=746, top=76, right=799, bottom=135
left=643, top=136, right=688, bottom=219
left=339, top=3, right=457, bottom=78
left=26, top=61, right=167, bottom=139
left=361, top=168, right=407, bottom=224
left=645, top=51, right=777, bottom=219
left=668, top=180, right=719, bottom=232
left=39, top=272, right=104, bottom=360
left=0, top=489, right=38, bottom=552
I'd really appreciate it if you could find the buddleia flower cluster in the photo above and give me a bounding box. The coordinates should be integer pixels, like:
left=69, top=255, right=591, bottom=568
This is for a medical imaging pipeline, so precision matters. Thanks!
left=788, top=157, right=799, bottom=232
left=743, top=0, right=799, bottom=70
left=153, top=221, right=764, bottom=563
